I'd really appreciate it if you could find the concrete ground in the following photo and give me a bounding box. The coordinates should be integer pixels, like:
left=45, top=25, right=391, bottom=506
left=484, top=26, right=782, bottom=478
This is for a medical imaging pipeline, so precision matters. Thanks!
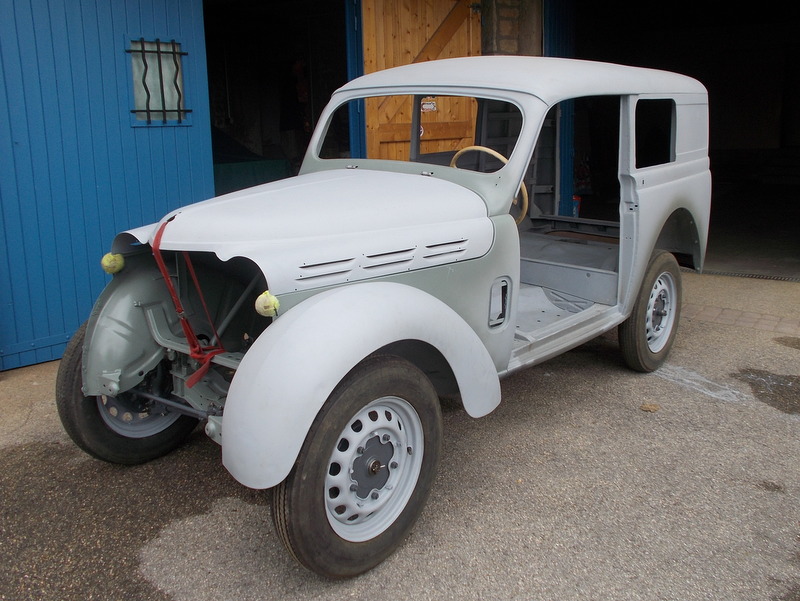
left=1, top=269, right=798, bottom=601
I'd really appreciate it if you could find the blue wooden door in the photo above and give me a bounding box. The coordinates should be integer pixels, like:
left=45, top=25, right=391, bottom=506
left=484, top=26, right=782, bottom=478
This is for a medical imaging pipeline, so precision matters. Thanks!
left=543, top=0, right=576, bottom=216
left=0, top=0, right=214, bottom=370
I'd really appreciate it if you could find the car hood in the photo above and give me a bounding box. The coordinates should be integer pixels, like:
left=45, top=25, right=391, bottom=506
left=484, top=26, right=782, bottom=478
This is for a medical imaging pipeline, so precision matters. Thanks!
left=118, top=169, right=495, bottom=295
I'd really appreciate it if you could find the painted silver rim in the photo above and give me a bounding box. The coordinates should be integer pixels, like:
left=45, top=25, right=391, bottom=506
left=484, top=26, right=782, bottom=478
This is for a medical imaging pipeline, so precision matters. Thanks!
left=645, top=270, right=677, bottom=353
left=97, top=383, right=181, bottom=438
left=324, top=396, right=424, bottom=542
left=96, top=362, right=181, bottom=438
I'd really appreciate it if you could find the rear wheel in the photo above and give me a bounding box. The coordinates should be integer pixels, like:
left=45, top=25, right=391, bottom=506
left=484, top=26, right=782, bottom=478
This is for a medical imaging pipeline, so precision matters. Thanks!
left=619, top=251, right=682, bottom=372
left=56, top=322, right=198, bottom=464
left=271, top=355, right=442, bottom=578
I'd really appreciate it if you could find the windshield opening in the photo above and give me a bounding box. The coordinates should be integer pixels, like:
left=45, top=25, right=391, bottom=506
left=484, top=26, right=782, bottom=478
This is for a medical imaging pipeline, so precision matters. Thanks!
left=320, top=94, right=523, bottom=173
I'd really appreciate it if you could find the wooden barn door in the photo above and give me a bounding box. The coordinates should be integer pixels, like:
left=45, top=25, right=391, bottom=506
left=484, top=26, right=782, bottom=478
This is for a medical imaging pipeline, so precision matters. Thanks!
left=361, top=0, right=481, bottom=159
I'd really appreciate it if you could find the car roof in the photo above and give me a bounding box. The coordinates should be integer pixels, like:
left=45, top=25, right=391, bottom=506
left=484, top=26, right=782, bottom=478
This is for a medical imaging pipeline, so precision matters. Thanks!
left=337, top=56, right=707, bottom=104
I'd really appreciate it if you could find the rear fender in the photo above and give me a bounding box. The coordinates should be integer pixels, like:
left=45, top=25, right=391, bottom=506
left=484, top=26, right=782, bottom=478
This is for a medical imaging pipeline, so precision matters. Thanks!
left=222, top=282, right=501, bottom=489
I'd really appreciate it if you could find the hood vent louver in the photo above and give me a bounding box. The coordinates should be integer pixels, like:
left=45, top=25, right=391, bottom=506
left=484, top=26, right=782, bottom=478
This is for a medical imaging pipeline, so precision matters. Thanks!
left=423, top=238, right=468, bottom=260
left=292, top=235, right=477, bottom=289
left=363, top=247, right=416, bottom=270
left=296, top=257, right=355, bottom=282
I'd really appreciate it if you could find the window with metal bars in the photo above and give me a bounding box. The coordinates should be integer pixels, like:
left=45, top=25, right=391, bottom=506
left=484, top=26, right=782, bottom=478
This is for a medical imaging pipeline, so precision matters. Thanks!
left=127, top=38, right=192, bottom=125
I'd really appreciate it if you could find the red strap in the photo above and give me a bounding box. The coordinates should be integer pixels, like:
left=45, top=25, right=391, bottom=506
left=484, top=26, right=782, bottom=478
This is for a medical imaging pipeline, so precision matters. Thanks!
left=152, top=219, right=226, bottom=388
left=182, top=251, right=223, bottom=346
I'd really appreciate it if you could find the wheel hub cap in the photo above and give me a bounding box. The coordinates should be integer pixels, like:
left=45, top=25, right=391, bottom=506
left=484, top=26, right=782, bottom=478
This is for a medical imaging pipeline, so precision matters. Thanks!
left=645, top=272, right=677, bottom=353
left=351, top=435, right=393, bottom=498
left=324, top=396, right=423, bottom=542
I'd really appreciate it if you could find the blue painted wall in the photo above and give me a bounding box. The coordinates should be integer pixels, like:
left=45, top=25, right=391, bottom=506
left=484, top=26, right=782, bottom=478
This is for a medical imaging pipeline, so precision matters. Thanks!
left=543, top=0, right=576, bottom=216
left=0, top=0, right=214, bottom=370
left=345, top=0, right=365, bottom=159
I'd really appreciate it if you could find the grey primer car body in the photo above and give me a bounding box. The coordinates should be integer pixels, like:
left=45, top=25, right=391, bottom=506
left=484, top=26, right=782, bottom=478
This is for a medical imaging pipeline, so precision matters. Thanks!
left=57, top=56, right=710, bottom=578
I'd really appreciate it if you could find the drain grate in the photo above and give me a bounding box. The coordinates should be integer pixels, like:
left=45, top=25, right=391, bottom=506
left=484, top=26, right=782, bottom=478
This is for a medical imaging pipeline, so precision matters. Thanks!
left=684, top=268, right=800, bottom=283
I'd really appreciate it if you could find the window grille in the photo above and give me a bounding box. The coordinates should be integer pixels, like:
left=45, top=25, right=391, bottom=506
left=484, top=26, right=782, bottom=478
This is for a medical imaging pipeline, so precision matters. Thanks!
left=127, top=38, right=191, bottom=125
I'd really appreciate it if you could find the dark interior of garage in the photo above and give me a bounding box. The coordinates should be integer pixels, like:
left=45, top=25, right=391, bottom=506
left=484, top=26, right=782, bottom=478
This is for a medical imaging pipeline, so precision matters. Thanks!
left=574, top=2, right=800, bottom=277
left=202, top=1, right=799, bottom=278
left=203, top=0, right=348, bottom=194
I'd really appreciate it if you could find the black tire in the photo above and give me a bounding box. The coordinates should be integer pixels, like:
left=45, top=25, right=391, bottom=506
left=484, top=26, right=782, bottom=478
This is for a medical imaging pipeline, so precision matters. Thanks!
left=271, top=355, right=442, bottom=578
left=618, top=251, right=682, bottom=372
left=55, top=322, right=198, bottom=464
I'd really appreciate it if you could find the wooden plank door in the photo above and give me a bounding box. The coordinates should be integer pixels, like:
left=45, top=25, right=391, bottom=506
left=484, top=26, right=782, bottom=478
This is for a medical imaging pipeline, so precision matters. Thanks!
left=361, top=0, right=481, bottom=159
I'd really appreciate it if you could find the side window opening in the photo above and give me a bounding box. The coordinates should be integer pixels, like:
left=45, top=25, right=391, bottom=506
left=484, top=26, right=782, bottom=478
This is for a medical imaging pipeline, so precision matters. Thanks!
left=571, top=96, right=621, bottom=220
left=526, top=96, right=621, bottom=222
left=635, top=99, right=675, bottom=168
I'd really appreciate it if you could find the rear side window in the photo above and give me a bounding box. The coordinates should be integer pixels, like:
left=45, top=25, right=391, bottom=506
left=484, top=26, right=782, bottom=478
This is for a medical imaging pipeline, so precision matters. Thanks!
left=635, top=99, right=675, bottom=168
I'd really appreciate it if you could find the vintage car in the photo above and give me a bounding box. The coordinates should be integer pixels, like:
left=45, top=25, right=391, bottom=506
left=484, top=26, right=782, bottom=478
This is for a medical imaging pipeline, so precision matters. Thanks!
left=56, top=56, right=710, bottom=578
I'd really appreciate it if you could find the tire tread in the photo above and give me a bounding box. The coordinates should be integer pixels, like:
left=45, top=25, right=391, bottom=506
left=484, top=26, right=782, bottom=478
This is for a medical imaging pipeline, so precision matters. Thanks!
left=55, top=322, right=198, bottom=464
left=269, top=354, right=441, bottom=578
left=619, top=251, right=682, bottom=372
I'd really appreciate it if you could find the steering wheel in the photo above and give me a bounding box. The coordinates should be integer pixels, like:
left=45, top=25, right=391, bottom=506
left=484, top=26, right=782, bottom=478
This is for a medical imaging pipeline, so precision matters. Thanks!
left=449, top=145, right=529, bottom=225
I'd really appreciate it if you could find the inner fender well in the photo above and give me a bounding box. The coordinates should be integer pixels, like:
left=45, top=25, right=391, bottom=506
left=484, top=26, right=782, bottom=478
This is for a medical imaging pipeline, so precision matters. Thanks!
left=83, top=250, right=268, bottom=397
left=376, top=340, right=460, bottom=400
left=655, top=208, right=702, bottom=269
left=83, top=253, right=171, bottom=397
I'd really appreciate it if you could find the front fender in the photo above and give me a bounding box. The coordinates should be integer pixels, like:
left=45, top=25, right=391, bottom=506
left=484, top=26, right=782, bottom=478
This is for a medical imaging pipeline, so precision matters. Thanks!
left=222, top=282, right=501, bottom=489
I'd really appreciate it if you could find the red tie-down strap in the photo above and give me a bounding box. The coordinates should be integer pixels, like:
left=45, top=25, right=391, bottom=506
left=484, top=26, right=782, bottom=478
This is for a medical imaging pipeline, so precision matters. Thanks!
left=152, top=218, right=226, bottom=388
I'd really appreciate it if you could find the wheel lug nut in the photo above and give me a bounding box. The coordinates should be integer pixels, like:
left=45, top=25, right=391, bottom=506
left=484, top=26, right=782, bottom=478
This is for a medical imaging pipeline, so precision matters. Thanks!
left=371, top=492, right=379, bottom=500
left=357, top=446, right=365, bottom=454
left=350, top=484, right=358, bottom=492
left=390, top=461, right=398, bottom=469
left=382, top=434, right=390, bottom=442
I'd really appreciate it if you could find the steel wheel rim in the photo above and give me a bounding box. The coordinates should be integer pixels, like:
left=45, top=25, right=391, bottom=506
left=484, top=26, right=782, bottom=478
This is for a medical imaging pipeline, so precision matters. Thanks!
left=324, top=396, right=424, bottom=542
left=645, top=271, right=677, bottom=353
left=97, top=393, right=181, bottom=438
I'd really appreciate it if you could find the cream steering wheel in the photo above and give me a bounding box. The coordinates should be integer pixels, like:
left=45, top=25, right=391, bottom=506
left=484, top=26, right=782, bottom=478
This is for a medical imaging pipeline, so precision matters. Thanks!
left=449, top=145, right=529, bottom=225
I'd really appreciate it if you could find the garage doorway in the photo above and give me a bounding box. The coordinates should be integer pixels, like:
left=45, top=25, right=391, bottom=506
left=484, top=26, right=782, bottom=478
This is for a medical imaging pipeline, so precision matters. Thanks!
left=203, top=0, right=349, bottom=195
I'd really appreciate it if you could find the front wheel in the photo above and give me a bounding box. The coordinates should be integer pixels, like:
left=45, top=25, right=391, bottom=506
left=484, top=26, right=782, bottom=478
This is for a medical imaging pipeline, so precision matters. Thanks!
left=55, top=322, right=198, bottom=464
left=618, top=251, right=682, bottom=372
left=271, top=355, right=442, bottom=578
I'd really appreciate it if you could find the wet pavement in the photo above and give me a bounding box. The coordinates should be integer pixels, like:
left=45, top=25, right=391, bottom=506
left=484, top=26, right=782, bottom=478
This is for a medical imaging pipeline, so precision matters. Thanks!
left=1, top=270, right=798, bottom=601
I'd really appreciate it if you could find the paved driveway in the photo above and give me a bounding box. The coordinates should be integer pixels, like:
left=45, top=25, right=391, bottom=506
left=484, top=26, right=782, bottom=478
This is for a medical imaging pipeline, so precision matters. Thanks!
left=1, top=272, right=798, bottom=601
